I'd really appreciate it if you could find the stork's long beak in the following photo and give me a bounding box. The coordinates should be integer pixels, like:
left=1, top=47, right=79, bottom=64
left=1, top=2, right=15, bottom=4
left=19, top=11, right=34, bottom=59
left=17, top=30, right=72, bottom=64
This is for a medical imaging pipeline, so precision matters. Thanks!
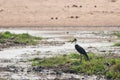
left=71, top=39, right=75, bottom=43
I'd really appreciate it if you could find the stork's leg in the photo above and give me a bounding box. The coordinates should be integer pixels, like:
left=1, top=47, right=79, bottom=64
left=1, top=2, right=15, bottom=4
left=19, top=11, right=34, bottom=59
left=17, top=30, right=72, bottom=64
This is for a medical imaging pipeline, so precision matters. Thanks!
left=80, top=54, right=82, bottom=63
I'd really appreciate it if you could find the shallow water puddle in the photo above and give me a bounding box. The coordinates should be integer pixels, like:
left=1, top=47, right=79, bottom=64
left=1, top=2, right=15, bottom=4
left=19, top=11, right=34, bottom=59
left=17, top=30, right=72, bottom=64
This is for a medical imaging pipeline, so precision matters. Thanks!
left=0, top=29, right=115, bottom=59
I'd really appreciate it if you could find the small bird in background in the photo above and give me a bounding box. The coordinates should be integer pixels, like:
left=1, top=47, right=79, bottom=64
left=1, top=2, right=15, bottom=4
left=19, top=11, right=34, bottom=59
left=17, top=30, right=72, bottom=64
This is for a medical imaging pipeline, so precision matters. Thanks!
left=72, top=38, right=90, bottom=62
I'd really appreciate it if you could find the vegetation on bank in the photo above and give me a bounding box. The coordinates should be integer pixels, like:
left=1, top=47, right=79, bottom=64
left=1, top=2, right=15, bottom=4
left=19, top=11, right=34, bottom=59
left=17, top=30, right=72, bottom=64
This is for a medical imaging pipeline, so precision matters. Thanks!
left=32, top=53, right=120, bottom=79
left=114, top=32, right=120, bottom=46
left=113, top=42, right=120, bottom=46
left=0, top=78, right=6, bottom=80
left=114, top=32, right=120, bottom=38
left=0, top=31, right=42, bottom=45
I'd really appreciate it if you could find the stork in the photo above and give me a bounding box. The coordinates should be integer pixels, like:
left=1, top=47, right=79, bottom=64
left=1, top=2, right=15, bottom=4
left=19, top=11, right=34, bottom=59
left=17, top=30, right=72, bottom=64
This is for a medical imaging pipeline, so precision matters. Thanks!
left=72, top=38, right=90, bottom=62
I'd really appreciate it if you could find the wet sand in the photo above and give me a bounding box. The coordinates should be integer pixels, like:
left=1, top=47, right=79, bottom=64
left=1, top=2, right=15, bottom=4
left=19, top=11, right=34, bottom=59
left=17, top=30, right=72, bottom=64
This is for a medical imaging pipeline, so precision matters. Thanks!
left=1, top=26, right=120, bottom=31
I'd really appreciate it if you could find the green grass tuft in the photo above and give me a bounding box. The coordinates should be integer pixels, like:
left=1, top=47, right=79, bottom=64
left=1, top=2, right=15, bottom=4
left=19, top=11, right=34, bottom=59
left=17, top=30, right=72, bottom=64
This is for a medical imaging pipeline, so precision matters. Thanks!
left=0, top=78, right=6, bottom=80
left=113, top=42, right=120, bottom=46
left=114, top=32, right=120, bottom=38
left=113, top=32, right=120, bottom=46
left=32, top=55, right=70, bottom=67
left=0, top=31, right=42, bottom=45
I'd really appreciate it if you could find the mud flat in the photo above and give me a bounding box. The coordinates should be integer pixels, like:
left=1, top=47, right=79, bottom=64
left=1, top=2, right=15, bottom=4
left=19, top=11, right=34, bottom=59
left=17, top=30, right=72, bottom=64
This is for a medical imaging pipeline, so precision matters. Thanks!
left=0, top=29, right=120, bottom=80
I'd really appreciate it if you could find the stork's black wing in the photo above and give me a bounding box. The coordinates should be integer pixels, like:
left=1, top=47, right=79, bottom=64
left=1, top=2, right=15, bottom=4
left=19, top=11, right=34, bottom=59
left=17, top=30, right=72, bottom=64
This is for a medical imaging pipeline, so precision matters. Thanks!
left=75, top=44, right=87, bottom=54
left=75, top=44, right=90, bottom=61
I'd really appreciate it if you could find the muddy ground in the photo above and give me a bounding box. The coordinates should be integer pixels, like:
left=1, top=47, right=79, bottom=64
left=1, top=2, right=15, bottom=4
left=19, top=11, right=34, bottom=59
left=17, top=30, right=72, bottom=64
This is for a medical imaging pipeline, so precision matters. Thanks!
left=0, top=28, right=120, bottom=80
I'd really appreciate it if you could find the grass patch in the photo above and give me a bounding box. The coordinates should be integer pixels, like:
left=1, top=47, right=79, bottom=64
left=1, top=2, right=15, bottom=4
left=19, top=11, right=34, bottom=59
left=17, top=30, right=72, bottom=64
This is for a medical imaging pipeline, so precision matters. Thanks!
left=0, top=31, right=42, bottom=45
left=0, top=78, right=6, bottom=80
left=114, top=32, right=120, bottom=38
left=113, top=42, right=120, bottom=46
left=32, top=55, right=70, bottom=67
left=32, top=53, right=120, bottom=79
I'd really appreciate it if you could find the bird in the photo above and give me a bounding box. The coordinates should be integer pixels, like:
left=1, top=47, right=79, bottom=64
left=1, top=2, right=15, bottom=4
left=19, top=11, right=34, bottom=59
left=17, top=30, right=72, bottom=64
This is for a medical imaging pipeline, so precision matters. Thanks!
left=72, top=38, right=90, bottom=62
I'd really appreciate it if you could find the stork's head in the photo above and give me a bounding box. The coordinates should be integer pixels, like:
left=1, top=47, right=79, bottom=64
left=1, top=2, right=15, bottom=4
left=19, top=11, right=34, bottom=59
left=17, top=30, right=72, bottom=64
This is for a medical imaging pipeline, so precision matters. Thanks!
left=71, top=38, right=77, bottom=43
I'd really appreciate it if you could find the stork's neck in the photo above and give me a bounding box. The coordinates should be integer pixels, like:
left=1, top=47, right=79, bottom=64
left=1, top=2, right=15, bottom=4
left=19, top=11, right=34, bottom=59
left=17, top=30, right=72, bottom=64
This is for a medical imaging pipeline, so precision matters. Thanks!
left=74, top=41, right=77, bottom=45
